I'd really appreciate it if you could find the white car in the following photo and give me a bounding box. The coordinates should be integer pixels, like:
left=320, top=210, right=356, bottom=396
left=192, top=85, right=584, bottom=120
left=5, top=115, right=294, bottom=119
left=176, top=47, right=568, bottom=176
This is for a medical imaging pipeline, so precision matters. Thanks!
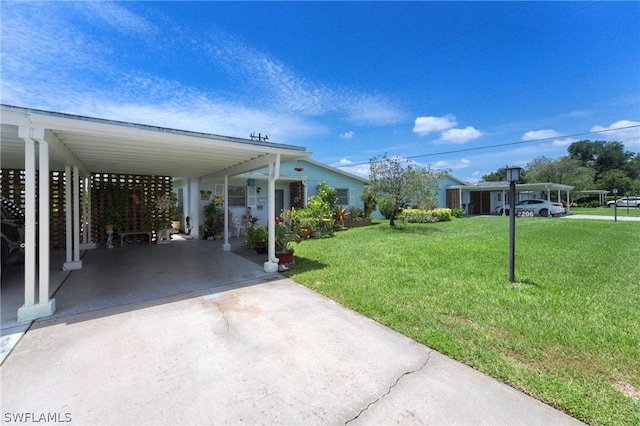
left=496, top=199, right=565, bottom=217
left=606, top=197, right=640, bottom=208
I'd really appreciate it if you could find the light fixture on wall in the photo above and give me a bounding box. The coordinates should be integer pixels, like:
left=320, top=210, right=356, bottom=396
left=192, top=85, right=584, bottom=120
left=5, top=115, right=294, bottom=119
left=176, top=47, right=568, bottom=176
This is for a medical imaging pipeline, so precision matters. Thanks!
left=256, top=187, right=261, bottom=194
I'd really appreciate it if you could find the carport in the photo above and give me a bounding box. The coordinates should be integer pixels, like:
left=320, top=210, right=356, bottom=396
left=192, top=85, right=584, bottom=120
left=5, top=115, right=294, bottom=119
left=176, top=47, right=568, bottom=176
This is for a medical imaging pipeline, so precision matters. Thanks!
left=0, top=104, right=310, bottom=322
left=447, top=181, right=574, bottom=215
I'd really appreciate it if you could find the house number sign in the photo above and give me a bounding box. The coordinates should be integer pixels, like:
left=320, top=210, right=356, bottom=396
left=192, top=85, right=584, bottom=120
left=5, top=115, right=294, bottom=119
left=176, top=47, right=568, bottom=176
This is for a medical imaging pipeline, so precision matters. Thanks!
left=516, top=209, right=535, bottom=217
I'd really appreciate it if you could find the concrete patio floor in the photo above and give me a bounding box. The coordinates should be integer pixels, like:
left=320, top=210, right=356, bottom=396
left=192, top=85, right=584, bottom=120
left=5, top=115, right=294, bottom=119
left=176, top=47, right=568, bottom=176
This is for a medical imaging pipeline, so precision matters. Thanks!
left=0, top=238, right=583, bottom=425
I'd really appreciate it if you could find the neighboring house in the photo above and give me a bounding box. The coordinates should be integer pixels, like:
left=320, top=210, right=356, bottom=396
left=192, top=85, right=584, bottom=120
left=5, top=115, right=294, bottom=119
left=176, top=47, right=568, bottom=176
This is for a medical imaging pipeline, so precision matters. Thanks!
left=443, top=177, right=574, bottom=215
left=175, top=158, right=368, bottom=228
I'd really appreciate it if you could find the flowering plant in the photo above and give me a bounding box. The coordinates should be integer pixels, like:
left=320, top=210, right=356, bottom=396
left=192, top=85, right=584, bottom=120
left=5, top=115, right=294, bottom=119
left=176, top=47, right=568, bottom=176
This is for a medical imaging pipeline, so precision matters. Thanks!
left=275, top=222, right=301, bottom=253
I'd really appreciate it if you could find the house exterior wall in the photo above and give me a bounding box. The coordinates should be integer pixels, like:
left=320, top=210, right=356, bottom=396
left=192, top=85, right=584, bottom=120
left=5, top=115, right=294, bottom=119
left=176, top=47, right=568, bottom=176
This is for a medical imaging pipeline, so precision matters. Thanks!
left=284, top=161, right=366, bottom=210
left=177, top=159, right=367, bottom=233
left=436, top=174, right=466, bottom=207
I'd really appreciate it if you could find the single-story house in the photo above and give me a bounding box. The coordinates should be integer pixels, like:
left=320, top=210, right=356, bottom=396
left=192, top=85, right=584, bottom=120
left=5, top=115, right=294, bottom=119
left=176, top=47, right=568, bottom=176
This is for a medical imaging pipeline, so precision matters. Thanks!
left=444, top=178, right=574, bottom=215
left=174, top=158, right=368, bottom=231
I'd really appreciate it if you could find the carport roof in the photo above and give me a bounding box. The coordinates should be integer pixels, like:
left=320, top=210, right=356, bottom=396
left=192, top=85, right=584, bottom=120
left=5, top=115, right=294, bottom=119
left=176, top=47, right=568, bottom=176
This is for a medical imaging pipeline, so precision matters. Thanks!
left=0, top=105, right=310, bottom=179
left=448, top=181, right=575, bottom=192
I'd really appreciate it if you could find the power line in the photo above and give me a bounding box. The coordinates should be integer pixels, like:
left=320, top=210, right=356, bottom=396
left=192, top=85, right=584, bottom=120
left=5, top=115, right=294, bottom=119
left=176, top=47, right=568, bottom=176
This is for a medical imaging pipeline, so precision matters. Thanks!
left=333, top=124, right=640, bottom=168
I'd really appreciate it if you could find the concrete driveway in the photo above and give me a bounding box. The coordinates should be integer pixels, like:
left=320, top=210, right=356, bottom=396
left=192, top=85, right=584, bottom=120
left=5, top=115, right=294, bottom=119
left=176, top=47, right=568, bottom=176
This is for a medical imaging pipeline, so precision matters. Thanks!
left=562, top=213, right=640, bottom=221
left=1, top=240, right=582, bottom=425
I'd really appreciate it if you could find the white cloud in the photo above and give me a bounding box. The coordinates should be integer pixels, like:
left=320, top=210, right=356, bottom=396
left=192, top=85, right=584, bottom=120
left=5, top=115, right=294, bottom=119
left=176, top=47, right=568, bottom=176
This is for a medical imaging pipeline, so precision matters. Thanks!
left=338, top=158, right=353, bottom=165
left=552, top=138, right=579, bottom=147
left=75, top=2, right=159, bottom=36
left=413, top=115, right=457, bottom=136
left=591, top=120, right=640, bottom=152
left=561, top=110, right=593, bottom=118
left=340, top=131, right=354, bottom=139
left=334, top=162, right=371, bottom=178
left=0, top=1, right=405, bottom=143
left=201, top=31, right=405, bottom=125
left=467, top=171, right=483, bottom=184
left=522, top=129, right=562, bottom=141
left=437, top=126, right=482, bottom=144
left=434, top=158, right=471, bottom=170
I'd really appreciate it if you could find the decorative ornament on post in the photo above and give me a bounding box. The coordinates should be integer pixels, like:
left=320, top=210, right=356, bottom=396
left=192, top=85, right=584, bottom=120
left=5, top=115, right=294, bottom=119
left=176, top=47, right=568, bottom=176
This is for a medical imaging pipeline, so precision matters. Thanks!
left=105, top=226, right=114, bottom=249
left=506, top=166, right=522, bottom=282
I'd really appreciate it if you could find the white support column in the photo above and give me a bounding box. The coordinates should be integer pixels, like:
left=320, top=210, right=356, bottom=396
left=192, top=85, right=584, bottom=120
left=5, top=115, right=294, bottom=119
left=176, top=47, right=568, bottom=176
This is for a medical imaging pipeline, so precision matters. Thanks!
left=38, top=141, right=55, bottom=313
left=264, top=154, right=281, bottom=272
left=80, top=176, right=96, bottom=250
left=189, top=179, right=200, bottom=239
left=19, top=134, right=56, bottom=322
left=222, top=175, right=231, bottom=252
left=73, top=167, right=81, bottom=261
left=82, top=177, right=88, bottom=245
left=65, top=166, right=73, bottom=263
left=20, top=136, right=36, bottom=310
left=303, top=180, right=308, bottom=208
left=64, top=166, right=83, bottom=270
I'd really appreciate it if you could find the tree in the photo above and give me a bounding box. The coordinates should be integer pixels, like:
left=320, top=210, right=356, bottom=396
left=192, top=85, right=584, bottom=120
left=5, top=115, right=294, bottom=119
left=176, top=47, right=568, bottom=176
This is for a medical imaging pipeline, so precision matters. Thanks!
left=525, top=156, right=595, bottom=191
left=369, top=155, right=442, bottom=227
left=481, top=166, right=508, bottom=182
left=567, top=140, right=605, bottom=167
left=568, top=140, right=634, bottom=179
left=360, top=185, right=378, bottom=217
left=481, top=166, right=529, bottom=183
left=596, top=169, right=633, bottom=194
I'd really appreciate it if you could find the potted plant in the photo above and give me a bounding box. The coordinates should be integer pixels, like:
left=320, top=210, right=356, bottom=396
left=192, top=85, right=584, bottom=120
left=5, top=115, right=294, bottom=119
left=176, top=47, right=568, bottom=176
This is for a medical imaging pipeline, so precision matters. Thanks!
left=299, top=217, right=319, bottom=238
left=275, top=223, right=300, bottom=266
left=247, top=226, right=268, bottom=254
left=169, top=192, right=182, bottom=234
left=153, top=194, right=174, bottom=243
left=103, top=206, right=124, bottom=232
left=202, top=199, right=219, bottom=239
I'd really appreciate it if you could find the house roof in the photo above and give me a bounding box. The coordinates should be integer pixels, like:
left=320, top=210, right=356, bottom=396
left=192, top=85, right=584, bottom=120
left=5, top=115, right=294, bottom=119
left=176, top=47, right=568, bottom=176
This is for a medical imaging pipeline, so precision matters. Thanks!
left=301, top=158, right=369, bottom=184
left=448, top=181, right=575, bottom=192
left=442, top=172, right=468, bottom=186
left=0, top=105, right=310, bottom=179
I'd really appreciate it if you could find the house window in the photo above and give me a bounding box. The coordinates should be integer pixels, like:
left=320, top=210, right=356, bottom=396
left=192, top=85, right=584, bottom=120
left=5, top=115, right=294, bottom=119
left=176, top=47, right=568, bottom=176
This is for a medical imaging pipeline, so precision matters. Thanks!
left=336, top=189, right=349, bottom=205
left=228, top=186, right=246, bottom=207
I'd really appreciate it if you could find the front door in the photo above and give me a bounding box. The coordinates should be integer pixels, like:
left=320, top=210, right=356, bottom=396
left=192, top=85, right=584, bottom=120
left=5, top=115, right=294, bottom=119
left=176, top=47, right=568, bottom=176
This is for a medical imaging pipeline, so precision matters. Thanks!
left=275, top=189, right=284, bottom=219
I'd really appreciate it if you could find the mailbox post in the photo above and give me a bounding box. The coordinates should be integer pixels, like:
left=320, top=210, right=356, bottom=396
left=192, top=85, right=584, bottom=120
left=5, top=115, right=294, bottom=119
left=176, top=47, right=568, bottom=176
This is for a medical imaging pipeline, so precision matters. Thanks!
left=506, top=166, right=522, bottom=282
left=613, top=188, right=618, bottom=222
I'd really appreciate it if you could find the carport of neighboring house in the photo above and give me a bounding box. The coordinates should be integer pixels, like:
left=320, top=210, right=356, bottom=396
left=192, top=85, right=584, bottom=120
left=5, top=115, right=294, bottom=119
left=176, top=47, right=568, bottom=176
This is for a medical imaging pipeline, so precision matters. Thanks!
left=0, top=104, right=310, bottom=323
left=446, top=181, right=575, bottom=215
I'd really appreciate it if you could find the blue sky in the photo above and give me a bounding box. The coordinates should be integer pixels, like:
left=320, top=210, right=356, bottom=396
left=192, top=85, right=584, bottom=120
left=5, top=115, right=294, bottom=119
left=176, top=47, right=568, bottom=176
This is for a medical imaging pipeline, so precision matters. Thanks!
left=2, top=1, right=639, bottom=181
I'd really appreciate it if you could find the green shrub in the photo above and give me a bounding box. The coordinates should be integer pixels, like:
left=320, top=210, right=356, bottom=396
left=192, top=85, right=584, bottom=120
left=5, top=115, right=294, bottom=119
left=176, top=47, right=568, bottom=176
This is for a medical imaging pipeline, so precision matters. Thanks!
left=379, top=198, right=401, bottom=219
left=429, top=208, right=452, bottom=222
left=399, top=209, right=437, bottom=223
left=349, top=207, right=365, bottom=219
left=399, top=208, right=453, bottom=223
left=451, top=207, right=465, bottom=218
left=577, top=200, right=602, bottom=208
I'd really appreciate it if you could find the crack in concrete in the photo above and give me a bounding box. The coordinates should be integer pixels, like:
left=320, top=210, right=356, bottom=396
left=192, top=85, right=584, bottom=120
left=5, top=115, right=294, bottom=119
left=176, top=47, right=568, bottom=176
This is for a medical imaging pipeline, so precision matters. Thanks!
left=345, top=350, right=432, bottom=425
left=213, top=300, right=231, bottom=334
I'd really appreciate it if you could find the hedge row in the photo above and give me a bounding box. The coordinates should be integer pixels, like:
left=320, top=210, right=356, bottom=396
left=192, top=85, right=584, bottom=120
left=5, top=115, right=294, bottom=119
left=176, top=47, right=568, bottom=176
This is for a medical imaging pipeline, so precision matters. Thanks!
left=399, top=207, right=456, bottom=223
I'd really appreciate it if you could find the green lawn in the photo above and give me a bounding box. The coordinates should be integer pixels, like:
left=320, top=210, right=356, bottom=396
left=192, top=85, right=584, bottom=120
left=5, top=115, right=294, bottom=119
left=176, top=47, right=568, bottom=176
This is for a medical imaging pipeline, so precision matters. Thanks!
left=285, top=217, right=640, bottom=425
left=571, top=206, right=640, bottom=217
